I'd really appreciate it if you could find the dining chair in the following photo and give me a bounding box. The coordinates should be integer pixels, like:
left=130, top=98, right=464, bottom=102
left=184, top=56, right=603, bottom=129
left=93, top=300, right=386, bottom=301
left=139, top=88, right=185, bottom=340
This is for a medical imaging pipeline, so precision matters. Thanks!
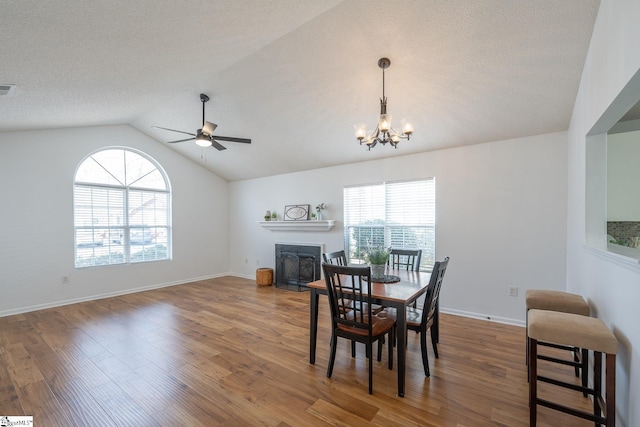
left=389, top=248, right=423, bottom=308
left=406, top=256, right=449, bottom=377
left=322, top=263, right=396, bottom=394
left=389, top=248, right=422, bottom=271
left=324, top=249, right=382, bottom=321
left=323, top=250, right=348, bottom=266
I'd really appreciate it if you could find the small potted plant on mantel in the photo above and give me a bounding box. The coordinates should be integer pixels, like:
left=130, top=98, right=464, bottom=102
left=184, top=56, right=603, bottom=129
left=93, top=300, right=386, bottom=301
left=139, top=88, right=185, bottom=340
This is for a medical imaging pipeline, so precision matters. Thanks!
left=271, top=212, right=277, bottom=221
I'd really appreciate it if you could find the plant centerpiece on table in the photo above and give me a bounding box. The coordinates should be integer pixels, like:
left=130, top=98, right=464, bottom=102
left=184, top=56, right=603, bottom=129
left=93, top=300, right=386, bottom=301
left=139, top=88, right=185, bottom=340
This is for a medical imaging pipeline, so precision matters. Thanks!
left=365, top=245, right=390, bottom=279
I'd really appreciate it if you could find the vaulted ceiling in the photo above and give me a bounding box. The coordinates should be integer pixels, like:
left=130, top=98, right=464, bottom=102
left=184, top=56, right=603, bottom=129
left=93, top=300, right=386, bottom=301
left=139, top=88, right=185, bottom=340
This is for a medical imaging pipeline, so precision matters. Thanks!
left=1, top=0, right=600, bottom=181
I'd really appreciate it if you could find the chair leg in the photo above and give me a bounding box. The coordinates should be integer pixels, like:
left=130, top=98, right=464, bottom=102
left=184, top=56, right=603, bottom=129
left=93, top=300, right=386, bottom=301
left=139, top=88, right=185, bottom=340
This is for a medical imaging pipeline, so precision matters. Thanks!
left=388, top=329, right=394, bottom=370
left=431, top=327, right=439, bottom=359
left=367, top=342, right=373, bottom=394
left=351, top=340, right=356, bottom=357
left=327, top=334, right=337, bottom=378
left=420, top=329, right=430, bottom=377
left=377, top=339, right=383, bottom=362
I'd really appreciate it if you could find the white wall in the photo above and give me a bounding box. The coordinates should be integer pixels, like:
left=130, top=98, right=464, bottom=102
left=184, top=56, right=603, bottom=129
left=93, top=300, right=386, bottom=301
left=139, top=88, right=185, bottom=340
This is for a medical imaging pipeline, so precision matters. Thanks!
left=230, top=131, right=568, bottom=325
left=567, top=1, right=640, bottom=425
left=0, top=125, right=230, bottom=316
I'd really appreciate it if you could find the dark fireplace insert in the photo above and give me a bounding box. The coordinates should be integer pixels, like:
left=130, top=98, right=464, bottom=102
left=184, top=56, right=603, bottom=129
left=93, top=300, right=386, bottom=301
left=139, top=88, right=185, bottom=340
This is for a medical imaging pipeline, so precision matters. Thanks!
left=275, top=243, right=322, bottom=291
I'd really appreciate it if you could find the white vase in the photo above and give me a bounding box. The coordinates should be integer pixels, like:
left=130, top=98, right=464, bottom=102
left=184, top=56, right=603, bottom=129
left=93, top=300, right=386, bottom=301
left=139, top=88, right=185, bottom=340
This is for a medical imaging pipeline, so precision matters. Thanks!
left=316, top=211, right=322, bottom=220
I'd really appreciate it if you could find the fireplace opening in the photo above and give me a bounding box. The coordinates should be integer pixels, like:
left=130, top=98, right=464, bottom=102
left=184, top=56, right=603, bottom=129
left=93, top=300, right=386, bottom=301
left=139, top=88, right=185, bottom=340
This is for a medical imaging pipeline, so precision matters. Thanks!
left=275, top=244, right=322, bottom=291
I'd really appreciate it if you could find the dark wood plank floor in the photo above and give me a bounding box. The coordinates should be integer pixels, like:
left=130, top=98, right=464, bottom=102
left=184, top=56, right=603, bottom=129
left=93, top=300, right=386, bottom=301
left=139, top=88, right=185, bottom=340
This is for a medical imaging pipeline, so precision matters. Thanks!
left=0, top=276, right=593, bottom=426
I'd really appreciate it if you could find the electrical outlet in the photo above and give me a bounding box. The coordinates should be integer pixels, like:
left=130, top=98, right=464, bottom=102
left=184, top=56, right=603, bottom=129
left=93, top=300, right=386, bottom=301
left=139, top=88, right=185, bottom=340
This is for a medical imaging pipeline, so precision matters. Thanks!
left=256, top=259, right=260, bottom=266
left=61, top=276, right=69, bottom=284
left=244, top=258, right=248, bottom=264
left=508, top=286, right=518, bottom=297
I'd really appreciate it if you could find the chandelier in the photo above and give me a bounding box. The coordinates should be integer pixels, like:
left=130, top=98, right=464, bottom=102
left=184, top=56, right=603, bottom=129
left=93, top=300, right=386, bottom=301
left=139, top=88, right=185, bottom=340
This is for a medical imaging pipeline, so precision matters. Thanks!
left=354, top=57, right=413, bottom=149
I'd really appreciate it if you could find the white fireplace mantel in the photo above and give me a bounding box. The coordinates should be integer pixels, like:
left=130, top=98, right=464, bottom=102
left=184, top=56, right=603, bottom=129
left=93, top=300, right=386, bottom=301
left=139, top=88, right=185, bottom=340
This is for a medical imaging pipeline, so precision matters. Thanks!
left=258, top=220, right=335, bottom=231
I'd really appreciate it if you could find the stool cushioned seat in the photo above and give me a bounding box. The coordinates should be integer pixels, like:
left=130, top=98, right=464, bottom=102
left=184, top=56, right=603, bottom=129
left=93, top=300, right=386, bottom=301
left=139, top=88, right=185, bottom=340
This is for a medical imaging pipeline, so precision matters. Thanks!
left=525, top=290, right=590, bottom=316
left=528, top=309, right=617, bottom=355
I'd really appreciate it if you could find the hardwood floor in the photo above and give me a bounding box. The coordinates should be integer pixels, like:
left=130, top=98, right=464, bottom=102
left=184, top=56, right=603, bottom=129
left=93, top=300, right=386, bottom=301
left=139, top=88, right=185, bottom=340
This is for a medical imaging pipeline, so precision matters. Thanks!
left=0, top=276, right=594, bottom=426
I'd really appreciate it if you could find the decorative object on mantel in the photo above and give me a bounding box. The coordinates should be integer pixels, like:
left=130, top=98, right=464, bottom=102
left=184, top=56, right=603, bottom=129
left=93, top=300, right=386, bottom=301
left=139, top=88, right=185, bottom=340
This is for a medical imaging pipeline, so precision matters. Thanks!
left=271, top=211, right=277, bottom=221
left=354, top=58, right=413, bottom=150
left=315, top=203, right=326, bottom=220
left=284, top=204, right=310, bottom=221
left=311, top=212, right=317, bottom=220
left=264, top=210, right=271, bottom=221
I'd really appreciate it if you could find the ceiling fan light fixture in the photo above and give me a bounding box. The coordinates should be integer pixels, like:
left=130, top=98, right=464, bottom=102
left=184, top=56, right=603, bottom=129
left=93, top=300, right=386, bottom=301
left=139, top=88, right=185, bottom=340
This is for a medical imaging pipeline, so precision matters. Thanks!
left=202, top=121, right=218, bottom=135
left=195, top=133, right=212, bottom=147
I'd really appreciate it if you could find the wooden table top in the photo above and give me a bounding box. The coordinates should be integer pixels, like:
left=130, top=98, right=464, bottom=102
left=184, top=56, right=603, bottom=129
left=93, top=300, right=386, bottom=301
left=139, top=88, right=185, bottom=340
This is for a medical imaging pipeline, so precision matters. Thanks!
left=307, top=268, right=431, bottom=303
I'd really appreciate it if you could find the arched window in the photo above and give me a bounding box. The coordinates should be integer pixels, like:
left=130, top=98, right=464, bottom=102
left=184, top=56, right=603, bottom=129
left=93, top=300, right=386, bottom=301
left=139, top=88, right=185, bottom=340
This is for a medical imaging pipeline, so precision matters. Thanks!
left=74, top=147, right=171, bottom=268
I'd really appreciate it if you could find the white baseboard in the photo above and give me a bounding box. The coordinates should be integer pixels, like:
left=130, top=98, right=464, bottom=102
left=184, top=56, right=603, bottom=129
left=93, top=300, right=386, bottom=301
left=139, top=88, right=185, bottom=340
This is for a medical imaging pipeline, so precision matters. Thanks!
left=441, top=307, right=525, bottom=328
left=0, top=273, right=229, bottom=318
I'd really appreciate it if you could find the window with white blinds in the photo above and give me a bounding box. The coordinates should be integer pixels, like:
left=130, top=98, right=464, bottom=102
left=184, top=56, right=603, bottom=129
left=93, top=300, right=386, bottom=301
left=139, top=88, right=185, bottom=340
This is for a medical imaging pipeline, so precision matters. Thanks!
left=343, top=178, right=435, bottom=270
left=73, top=148, right=171, bottom=268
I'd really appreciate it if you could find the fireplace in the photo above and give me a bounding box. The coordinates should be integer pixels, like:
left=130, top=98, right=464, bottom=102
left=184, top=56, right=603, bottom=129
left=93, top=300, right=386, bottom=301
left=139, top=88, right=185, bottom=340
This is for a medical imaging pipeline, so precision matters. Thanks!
left=275, top=243, right=322, bottom=290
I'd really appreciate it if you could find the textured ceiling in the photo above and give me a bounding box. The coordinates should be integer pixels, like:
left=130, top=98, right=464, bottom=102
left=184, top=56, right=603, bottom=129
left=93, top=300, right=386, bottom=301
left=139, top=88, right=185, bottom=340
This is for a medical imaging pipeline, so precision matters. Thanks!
left=1, top=0, right=600, bottom=181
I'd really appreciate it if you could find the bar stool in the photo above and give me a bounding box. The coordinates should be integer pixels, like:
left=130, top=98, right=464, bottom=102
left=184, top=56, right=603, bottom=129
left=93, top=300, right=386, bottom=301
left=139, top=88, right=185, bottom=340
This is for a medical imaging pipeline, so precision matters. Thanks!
left=528, top=309, right=617, bottom=426
left=525, top=290, right=590, bottom=389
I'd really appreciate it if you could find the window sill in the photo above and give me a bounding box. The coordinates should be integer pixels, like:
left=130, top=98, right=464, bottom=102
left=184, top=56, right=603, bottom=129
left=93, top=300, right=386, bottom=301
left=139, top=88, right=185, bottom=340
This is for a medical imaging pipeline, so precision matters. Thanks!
left=258, top=220, right=335, bottom=231
left=584, top=243, right=640, bottom=271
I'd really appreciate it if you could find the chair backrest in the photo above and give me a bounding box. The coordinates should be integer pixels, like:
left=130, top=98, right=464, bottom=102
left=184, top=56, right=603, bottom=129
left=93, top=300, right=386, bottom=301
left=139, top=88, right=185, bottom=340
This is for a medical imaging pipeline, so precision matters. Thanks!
left=389, top=249, right=422, bottom=272
left=323, top=250, right=348, bottom=266
left=322, top=263, right=373, bottom=336
left=421, top=257, right=450, bottom=326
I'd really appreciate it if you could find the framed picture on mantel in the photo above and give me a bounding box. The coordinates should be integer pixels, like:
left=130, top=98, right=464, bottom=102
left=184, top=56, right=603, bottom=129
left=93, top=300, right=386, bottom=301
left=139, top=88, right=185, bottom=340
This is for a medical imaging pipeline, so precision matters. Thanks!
left=284, top=204, right=310, bottom=221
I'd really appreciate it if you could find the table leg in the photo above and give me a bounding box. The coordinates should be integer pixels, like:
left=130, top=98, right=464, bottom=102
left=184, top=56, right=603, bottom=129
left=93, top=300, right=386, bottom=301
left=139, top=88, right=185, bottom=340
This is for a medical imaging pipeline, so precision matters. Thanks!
left=396, top=302, right=406, bottom=397
left=310, top=288, right=319, bottom=364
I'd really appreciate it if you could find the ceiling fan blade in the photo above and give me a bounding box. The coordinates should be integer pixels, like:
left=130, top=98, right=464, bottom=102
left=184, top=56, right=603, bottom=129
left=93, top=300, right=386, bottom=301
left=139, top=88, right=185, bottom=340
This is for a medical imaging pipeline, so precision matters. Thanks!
left=202, top=121, right=218, bottom=135
left=167, top=137, right=195, bottom=144
left=212, top=135, right=252, bottom=144
left=211, top=140, right=227, bottom=151
left=152, top=126, right=196, bottom=137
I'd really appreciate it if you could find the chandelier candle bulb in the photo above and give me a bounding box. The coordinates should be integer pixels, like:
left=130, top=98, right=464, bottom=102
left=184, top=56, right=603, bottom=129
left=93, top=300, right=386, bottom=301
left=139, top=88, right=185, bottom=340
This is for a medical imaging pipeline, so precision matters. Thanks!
left=354, top=124, right=367, bottom=140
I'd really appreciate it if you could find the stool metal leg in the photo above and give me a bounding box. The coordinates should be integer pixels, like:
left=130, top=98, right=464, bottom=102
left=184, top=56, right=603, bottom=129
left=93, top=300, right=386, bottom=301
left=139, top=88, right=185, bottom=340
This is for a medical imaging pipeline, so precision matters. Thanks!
left=606, top=353, right=616, bottom=427
left=594, top=351, right=602, bottom=422
left=581, top=348, right=588, bottom=397
left=528, top=336, right=537, bottom=426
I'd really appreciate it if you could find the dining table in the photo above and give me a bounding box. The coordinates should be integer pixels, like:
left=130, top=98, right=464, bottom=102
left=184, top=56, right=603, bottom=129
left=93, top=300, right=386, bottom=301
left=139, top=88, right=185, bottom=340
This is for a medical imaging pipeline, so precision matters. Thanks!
left=307, top=268, right=434, bottom=397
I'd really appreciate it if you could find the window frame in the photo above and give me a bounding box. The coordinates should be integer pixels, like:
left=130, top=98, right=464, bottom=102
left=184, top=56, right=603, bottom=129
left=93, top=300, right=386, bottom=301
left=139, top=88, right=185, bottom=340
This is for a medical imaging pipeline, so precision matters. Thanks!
left=343, top=178, right=435, bottom=271
left=73, top=147, right=172, bottom=268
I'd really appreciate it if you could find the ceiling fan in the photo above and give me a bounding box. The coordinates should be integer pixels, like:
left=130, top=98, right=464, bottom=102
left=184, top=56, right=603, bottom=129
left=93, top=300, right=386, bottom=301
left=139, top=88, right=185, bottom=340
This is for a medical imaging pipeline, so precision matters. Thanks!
left=152, top=93, right=251, bottom=151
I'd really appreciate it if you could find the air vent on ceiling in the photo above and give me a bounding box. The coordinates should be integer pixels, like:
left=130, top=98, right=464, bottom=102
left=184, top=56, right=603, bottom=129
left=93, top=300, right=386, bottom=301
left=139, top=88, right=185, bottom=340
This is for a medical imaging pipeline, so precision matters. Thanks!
left=0, top=85, right=16, bottom=96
